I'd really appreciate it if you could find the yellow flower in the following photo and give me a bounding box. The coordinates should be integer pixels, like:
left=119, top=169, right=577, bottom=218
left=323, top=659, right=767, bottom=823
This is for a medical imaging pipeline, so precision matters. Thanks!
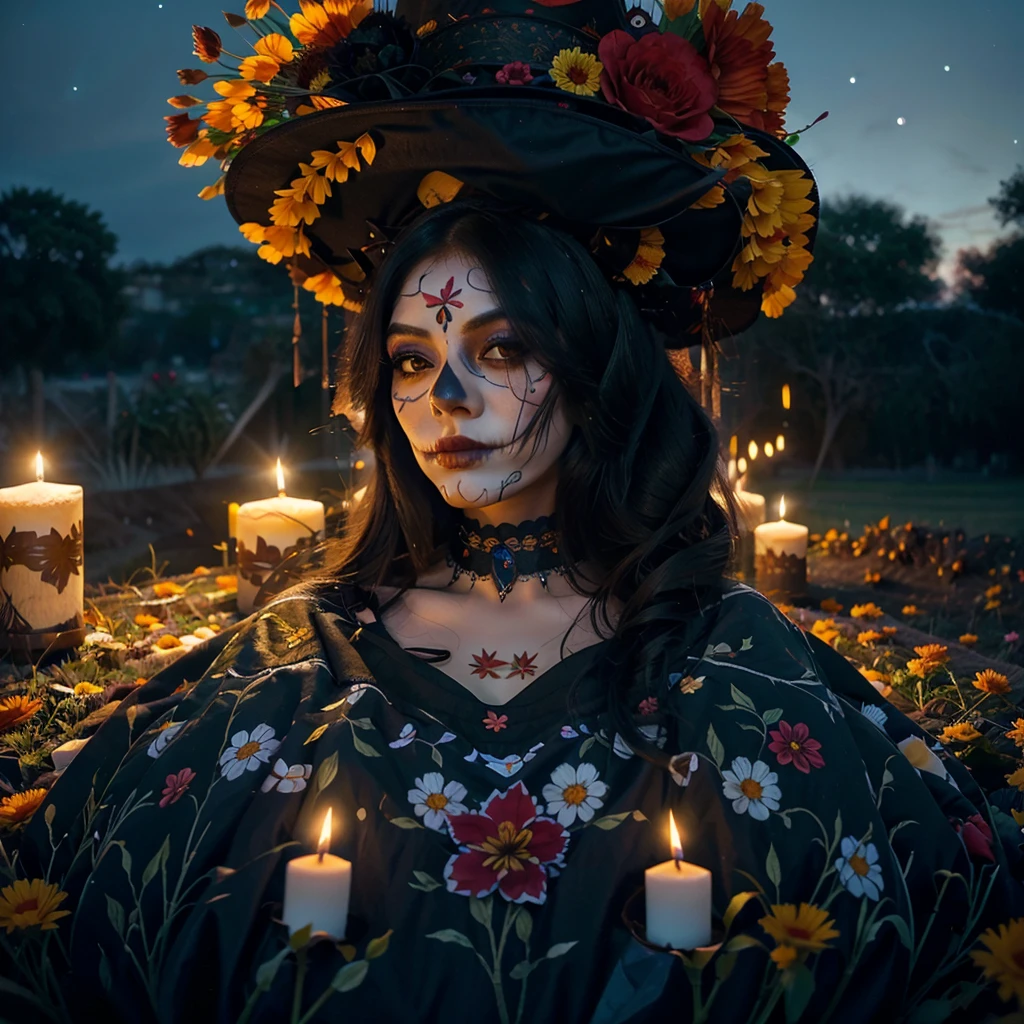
left=974, top=669, right=1011, bottom=695
left=773, top=601, right=794, bottom=614
left=914, top=644, right=949, bottom=665
left=1006, top=719, right=1024, bottom=747
left=819, top=598, right=843, bottom=614
left=255, top=226, right=312, bottom=265
left=153, top=580, right=186, bottom=597
left=270, top=192, right=321, bottom=227
left=216, top=574, right=238, bottom=591
left=622, top=228, right=665, bottom=286
left=0, top=789, right=48, bottom=826
left=971, top=918, right=1024, bottom=1005
left=167, top=94, right=203, bottom=109
left=810, top=618, right=840, bottom=645
left=1006, top=767, right=1024, bottom=791
left=857, top=630, right=883, bottom=645
left=239, top=54, right=282, bottom=84
left=254, top=32, right=295, bottom=63
left=693, top=134, right=771, bottom=176
left=677, top=675, right=704, bottom=695
left=416, top=19, right=436, bottom=37
left=135, top=613, right=162, bottom=626
left=178, top=135, right=218, bottom=168
left=155, top=634, right=184, bottom=650
left=985, top=599, right=1002, bottom=611
left=858, top=667, right=888, bottom=684
left=550, top=47, right=603, bottom=97
left=850, top=603, right=884, bottom=620
left=290, top=0, right=371, bottom=48
left=986, top=584, right=1003, bottom=600
left=73, top=682, right=104, bottom=696
left=959, top=633, right=979, bottom=647
left=690, top=183, right=726, bottom=211
left=0, top=695, right=43, bottom=733
left=881, top=626, right=898, bottom=638
left=198, top=176, right=226, bottom=200
left=769, top=944, right=799, bottom=970
left=213, top=79, right=257, bottom=101
left=245, top=0, right=272, bottom=18
left=902, top=604, right=920, bottom=616
left=296, top=164, right=332, bottom=205
left=0, top=879, right=71, bottom=933
left=761, top=281, right=797, bottom=319
left=760, top=903, right=839, bottom=953
left=937, top=723, right=983, bottom=744
left=302, top=271, right=359, bottom=309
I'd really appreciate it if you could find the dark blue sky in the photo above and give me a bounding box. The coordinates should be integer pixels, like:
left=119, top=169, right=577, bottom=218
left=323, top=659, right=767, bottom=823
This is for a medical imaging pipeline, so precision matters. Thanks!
left=5, top=0, right=1022, bottom=280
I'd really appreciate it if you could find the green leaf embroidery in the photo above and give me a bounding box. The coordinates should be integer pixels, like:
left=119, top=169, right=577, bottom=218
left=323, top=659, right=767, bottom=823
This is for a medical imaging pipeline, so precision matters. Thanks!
left=349, top=717, right=374, bottom=730
left=766, top=844, right=782, bottom=889
left=44, top=803, right=56, bottom=828
left=723, top=890, right=759, bottom=932
left=409, top=871, right=442, bottom=892
left=142, top=836, right=170, bottom=888
left=331, top=959, right=369, bottom=992
left=255, top=946, right=292, bottom=990
left=631, top=809, right=648, bottom=822
left=715, top=951, right=737, bottom=981
left=509, top=960, right=532, bottom=981
left=738, top=723, right=762, bottom=734
left=320, top=697, right=349, bottom=712
left=546, top=941, right=578, bottom=959
left=126, top=704, right=138, bottom=732
left=592, top=811, right=632, bottom=830
left=389, top=816, right=424, bottom=829
left=782, top=960, right=815, bottom=1022
left=579, top=735, right=596, bottom=758
left=763, top=708, right=784, bottom=725
left=430, top=746, right=443, bottom=767
left=724, top=934, right=765, bottom=953
left=351, top=732, right=381, bottom=758
left=315, top=751, right=339, bottom=794
left=706, top=724, right=724, bottom=768
left=366, top=929, right=393, bottom=960
left=730, top=685, right=756, bottom=712
left=740, top=637, right=754, bottom=651
left=469, top=896, right=493, bottom=928
left=426, top=928, right=475, bottom=948
left=105, top=894, right=125, bottom=939
left=515, top=907, right=533, bottom=944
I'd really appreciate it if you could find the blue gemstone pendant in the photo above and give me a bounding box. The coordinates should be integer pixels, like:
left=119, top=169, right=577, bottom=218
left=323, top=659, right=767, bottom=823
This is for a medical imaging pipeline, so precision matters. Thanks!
left=490, top=544, right=518, bottom=602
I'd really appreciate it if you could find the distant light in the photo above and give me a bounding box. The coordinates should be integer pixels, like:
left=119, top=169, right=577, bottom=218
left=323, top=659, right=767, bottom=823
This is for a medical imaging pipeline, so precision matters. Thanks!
left=747, top=441, right=759, bottom=461
left=944, top=65, right=950, bottom=71
left=764, top=442, right=775, bottom=458
left=737, top=457, right=748, bottom=475
left=849, top=76, right=856, bottom=84
left=897, top=117, right=906, bottom=126
left=72, top=86, right=78, bottom=91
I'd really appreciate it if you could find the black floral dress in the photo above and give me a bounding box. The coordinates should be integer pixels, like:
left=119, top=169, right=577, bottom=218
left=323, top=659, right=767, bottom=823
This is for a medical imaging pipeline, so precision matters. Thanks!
left=21, top=583, right=1024, bottom=1023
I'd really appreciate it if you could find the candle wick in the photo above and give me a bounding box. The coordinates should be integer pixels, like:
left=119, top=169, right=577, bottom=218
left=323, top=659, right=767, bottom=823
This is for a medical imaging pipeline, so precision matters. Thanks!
left=674, top=856, right=682, bottom=872
left=278, top=489, right=287, bottom=499
left=318, top=849, right=325, bottom=865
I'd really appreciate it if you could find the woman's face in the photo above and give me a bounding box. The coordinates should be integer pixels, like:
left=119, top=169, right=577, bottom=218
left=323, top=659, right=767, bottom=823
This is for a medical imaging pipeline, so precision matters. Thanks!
left=386, top=249, right=571, bottom=514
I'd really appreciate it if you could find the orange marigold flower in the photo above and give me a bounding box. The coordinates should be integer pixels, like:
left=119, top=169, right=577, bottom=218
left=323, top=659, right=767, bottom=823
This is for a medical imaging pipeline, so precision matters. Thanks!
left=971, top=918, right=1024, bottom=1005
left=881, top=626, right=898, bottom=637
left=302, top=271, right=361, bottom=310
left=155, top=634, right=184, bottom=650
left=914, top=644, right=949, bottom=666
left=857, top=630, right=883, bottom=645
left=1007, top=767, right=1024, bottom=791
left=901, top=604, right=920, bottom=616
left=295, top=164, right=333, bottom=205
left=850, top=603, right=884, bottom=620
left=177, top=68, right=209, bottom=85
left=270, top=192, right=321, bottom=227
left=763, top=61, right=790, bottom=135
left=153, top=580, right=186, bottom=597
left=178, top=135, right=219, bottom=168
left=245, top=0, right=272, bottom=17
left=164, top=112, right=201, bottom=148
left=959, top=633, right=979, bottom=647
left=239, top=54, right=282, bottom=84
left=819, top=598, right=843, bottom=614
left=622, top=228, right=665, bottom=286
left=216, top=574, right=238, bottom=591
left=809, top=618, right=840, bottom=645
left=974, top=669, right=1011, bottom=695
left=192, top=25, right=223, bottom=63
left=290, top=0, right=371, bottom=48
left=1006, top=719, right=1024, bottom=747
left=0, top=789, right=48, bottom=826
left=135, top=613, right=161, bottom=627
left=0, top=696, right=43, bottom=734
left=937, top=723, right=983, bottom=744
left=254, top=32, right=295, bottom=63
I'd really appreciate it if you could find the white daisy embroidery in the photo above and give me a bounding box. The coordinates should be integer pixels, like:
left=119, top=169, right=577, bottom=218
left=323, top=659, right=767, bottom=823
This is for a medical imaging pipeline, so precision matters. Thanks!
left=260, top=758, right=312, bottom=793
left=835, top=836, right=884, bottom=900
left=542, top=762, right=608, bottom=826
left=147, top=721, right=184, bottom=759
left=408, top=772, right=469, bottom=831
left=218, top=723, right=281, bottom=781
left=721, top=757, right=782, bottom=821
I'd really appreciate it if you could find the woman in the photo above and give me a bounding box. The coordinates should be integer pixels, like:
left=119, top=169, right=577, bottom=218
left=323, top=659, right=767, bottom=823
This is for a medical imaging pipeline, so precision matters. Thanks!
left=18, top=0, right=1024, bottom=1021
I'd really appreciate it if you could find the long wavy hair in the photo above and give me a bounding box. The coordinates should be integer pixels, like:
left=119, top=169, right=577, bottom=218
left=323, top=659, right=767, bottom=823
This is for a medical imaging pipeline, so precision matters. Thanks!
left=324, top=199, right=739, bottom=762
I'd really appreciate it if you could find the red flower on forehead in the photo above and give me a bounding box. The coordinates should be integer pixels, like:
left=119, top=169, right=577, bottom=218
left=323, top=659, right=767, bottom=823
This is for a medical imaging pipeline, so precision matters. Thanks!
left=444, top=781, right=569, bottom=904
left=422, top=276, right=464, bottom=331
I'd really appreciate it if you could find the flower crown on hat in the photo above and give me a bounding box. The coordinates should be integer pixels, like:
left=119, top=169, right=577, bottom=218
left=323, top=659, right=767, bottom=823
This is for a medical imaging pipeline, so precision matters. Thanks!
left=166, top=0, right=824, bottom=325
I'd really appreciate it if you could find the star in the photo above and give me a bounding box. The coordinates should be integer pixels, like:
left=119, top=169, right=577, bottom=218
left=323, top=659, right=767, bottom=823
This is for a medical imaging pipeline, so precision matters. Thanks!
left=849, top=76, right=856, bottom=84
left=897, top=117, right=906, bottom=126
left=944, top=65, right=950, bottom=71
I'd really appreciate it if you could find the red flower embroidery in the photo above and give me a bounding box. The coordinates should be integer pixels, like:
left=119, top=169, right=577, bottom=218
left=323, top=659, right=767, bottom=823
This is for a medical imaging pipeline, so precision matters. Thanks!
left=483, top=711, right=508, bottom=732
left=507, top=652, right=538, bottom=679
left=767, top=721, right=825, bottom=774
left=951, top=814, right=995, bottom=863
left=470, top=649, right=509, bottom=679
left=638, top=697, right=659, bottom=716
left=496, top=60, right=533, bottom=85
left=422, top=276, right=464, bottom=330
left=160, top=767, right=196, bottom=808
left=444, top=781, right=569, bottom=904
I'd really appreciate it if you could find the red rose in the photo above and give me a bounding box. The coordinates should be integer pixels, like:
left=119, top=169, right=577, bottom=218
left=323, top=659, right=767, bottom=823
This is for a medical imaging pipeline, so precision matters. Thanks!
left=598, top=30, right=717, bottom=141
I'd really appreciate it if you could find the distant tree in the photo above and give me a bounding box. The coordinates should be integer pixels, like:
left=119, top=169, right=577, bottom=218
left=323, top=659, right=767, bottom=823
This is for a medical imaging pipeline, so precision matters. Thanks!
left=956, top=164, right=1024, bottom=322
left=0, top=187, right=125, bottom=371
left=743, top=195, right=942, bottom=482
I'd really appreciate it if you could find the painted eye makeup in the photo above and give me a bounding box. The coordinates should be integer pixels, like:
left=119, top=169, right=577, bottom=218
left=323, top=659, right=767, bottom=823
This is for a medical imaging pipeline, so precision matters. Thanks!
left=480, top=334, right=526, bottom=364
left=390, top=350, right=434, bottom=377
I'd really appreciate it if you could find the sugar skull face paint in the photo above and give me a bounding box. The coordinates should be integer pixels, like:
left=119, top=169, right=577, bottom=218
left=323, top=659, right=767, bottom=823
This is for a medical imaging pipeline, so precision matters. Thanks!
left=386, top=250, right=571, bottom=513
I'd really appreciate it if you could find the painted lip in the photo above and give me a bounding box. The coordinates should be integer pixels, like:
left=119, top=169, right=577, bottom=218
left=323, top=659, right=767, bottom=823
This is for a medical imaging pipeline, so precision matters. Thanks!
left=427, top=436, right=496, bottom=454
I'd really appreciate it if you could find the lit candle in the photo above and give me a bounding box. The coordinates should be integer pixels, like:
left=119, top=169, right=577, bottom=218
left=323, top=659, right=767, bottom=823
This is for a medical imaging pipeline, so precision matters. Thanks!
left=0, top=452, right=84, bottom=642
left=754, top=495, right=809, bottom=598
left=282, top=807, right=351, bottom=938
left=645, top=811, right=713, bottom=949
left=235, top=460, right=324, bottom=614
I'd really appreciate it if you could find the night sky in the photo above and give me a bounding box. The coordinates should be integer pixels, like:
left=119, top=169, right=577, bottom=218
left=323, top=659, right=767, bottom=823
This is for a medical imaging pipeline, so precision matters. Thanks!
left=5, top=0, right=1022, bottom=282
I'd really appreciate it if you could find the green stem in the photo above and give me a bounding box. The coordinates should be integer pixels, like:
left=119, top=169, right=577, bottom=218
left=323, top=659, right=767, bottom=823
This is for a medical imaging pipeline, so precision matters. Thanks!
left=298, top=981, right=340, bottom=1024
left=290, top=945, right=308, bottom=1024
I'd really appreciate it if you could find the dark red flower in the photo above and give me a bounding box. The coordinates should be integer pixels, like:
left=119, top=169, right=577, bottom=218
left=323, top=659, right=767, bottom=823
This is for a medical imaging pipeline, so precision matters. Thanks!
left=160, top=767, right=196, bottom=808
left=496, top=61, right=534, bottom=85
left=768, top=721, right=825, bottom=774
left=444, top=781, right=569, bottom=904
left=177, top=68, right=210, bottom=85
left=638, top=697, right=659, bottom=716
left=951, top=813, right=995, bottom=863
left=598, top=30, right=717, bottom=141
left=192, top=25, right=223, bottom=63
left=507, top=652, right=538, bottom=679
left=164, top=112, right=201, bottom=148
left=470, top=649, right=508, bottom=679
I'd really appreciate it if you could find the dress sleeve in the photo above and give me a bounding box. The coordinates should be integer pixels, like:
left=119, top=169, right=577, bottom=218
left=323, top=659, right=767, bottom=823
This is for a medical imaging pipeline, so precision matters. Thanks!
left=651, top=587, right=1024, bottom=1023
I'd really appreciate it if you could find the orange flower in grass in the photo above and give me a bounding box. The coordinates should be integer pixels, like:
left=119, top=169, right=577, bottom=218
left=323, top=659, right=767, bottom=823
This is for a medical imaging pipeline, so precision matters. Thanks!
left=0, top=879, right=71, bottom=934
left=914, top=644, right=949, bottom=665
left=153, top=580, right=186, bottom=597
left=850, top=603, right=884, bottom=621
left=881, top=626, right=898, bottom=638
left=974, top=669, right=1011, bottom=695
left=938, top=723, right=983, bottom=744
left=857, top=630, right=884, bottom=645
left=290, top=0, right=371, bottom=47
left=0, top=789, right=48, bottom=826
left=972, top=918, right=1024, bottom=1005
left=192, top=25, right=222, bottom=63
left=959, top=633, right=979, bottom=647
left=1006, top=719, right=1024, bottom=747
left=0, top=696, right=43, bottom=733
left=820, top=598, right=844, bottom=615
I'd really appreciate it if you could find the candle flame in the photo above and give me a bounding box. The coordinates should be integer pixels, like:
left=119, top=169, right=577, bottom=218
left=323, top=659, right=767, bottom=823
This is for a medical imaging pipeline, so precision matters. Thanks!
left=34, top=451, right=44, bottom=482
left=317, top=807, right=332, bottom=857
left=776, top=434, right=785, bottom=453
left=727, top=458, right=737, bottom=482
left=779, top=495, right=787, bottom=520
left=782, top=384, right=791, bottom=410
left=668, top=810, right=683, bottom=861
left=737, top=456, right=747, bottom=475
left=764, top=442, right=775, bottom=459
left=747, top=441, right=758, bottom=460
left=275, top=458, right=286, bottom=497
left=728, top=434, right=738, bottom=458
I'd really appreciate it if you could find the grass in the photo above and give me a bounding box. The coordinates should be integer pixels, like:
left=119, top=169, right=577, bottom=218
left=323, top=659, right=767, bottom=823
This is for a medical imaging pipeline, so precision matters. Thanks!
left=748, top=474, right=1024, bottom=539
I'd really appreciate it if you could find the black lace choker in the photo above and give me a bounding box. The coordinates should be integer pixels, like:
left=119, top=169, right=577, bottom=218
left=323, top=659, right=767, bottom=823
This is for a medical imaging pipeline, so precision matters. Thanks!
left=448, top=515, right=567, bottom=601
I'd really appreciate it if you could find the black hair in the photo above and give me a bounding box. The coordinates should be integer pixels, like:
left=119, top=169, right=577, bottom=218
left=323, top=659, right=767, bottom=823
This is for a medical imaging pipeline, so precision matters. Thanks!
left=324, top=198, right=738, bottom=763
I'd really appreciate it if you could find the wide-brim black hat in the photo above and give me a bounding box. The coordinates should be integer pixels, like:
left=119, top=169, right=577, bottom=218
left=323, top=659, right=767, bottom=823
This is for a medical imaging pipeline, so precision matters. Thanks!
left=206, top=0, right=820, bottom=340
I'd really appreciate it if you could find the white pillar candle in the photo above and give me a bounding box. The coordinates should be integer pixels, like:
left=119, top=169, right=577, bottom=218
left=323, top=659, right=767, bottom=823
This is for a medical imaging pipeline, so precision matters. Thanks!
left=645, top=812, right=713, bottom=949
left=0, top=453, right=84, bottom=635
left=754, top=497, right=809, bottom=558
left=235, top=461, right=324, bottom=614
left=282, top=808, right=351, bottom=938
